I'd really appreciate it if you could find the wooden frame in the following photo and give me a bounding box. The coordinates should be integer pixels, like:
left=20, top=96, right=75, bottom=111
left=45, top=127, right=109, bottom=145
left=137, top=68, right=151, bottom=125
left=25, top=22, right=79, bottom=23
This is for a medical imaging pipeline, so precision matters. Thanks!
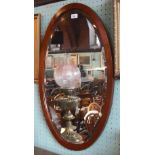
left=113, top=0, right=120, bottom=79
left=39, top=3, right=114, bottom=150
left=34, top=0, right=65, bottom=7
left=34, top=14, right=41, bottom=83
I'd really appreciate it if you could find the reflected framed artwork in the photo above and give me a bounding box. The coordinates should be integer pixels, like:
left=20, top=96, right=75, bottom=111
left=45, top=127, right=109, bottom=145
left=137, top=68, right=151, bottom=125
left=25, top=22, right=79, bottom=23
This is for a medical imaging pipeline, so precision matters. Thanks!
left=70, top=54, right=77, bottom=65
left=78, top=54, right=91, bottom=67
left=53, top=57, right=64, bottom=68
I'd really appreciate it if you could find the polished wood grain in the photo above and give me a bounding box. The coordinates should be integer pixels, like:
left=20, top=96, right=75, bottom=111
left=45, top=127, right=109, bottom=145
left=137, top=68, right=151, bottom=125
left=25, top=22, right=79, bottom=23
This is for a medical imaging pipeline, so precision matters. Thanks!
left=34, top=14, right=41, bottom=83
left=39, top=3, right=114, bottom=150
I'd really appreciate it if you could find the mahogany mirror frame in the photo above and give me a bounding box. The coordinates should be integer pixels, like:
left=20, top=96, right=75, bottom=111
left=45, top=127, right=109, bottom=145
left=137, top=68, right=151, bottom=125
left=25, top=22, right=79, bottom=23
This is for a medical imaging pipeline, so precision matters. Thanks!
left=39, top=3, right=114, bottom=150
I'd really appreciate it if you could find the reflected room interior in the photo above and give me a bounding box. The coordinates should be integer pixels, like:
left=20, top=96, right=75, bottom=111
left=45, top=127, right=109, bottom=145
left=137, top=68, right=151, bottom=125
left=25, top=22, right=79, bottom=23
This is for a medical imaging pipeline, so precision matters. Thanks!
left=44, top=10, right=108, bottom=144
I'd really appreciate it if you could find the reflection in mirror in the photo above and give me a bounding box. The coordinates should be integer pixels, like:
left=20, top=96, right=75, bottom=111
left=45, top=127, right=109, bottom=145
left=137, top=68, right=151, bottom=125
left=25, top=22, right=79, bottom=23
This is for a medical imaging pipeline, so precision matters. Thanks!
left=44, top=10, right=107, bottom=144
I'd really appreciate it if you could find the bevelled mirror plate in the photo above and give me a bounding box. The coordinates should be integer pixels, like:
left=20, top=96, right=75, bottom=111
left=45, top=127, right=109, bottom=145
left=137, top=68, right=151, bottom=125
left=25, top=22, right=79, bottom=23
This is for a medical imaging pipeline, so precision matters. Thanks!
left=39, top=3, right=114, bottom=150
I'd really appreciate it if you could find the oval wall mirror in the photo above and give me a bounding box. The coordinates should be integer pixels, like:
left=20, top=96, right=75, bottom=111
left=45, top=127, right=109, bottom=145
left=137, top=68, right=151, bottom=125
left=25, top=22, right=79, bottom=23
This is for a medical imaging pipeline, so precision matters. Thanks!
left=39, top=3, right=114, bottom=150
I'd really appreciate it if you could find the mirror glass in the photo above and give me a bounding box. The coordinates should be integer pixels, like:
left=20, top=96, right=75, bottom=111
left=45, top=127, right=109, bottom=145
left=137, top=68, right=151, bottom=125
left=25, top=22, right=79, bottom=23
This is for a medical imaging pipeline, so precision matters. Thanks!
left=44, top=10, right=107, bottom=144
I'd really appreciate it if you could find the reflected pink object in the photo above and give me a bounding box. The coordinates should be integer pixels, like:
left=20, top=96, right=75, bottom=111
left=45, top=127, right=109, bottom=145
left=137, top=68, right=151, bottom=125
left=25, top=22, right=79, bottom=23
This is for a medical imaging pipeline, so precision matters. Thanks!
left=54, top=64, right=81, bottom=89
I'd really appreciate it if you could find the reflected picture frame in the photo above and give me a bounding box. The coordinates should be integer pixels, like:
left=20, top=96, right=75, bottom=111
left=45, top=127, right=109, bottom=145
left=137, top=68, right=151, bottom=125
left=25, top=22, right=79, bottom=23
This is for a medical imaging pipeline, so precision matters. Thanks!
left=78, top=54, right=91, bottom=67
left=53, top=57, right=64, bottom=68
left=70, top=54, right=78, bottom=65
left=46, top=56, right=53, bottom=69
left=113, top=0, right=120, bottom=79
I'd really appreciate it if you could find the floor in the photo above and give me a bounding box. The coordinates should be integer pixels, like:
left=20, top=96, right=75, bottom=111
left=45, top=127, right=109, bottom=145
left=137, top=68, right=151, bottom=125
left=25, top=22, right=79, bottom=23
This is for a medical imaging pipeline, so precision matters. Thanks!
left=34, top=147, right=58, bottom=155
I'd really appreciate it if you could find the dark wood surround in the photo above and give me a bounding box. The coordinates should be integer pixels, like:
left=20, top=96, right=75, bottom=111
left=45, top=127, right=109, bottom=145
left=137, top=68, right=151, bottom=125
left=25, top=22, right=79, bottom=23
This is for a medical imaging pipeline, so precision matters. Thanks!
left=34, top=0, right=65, bottom=7
left=39, top=3, right=114, bottom=150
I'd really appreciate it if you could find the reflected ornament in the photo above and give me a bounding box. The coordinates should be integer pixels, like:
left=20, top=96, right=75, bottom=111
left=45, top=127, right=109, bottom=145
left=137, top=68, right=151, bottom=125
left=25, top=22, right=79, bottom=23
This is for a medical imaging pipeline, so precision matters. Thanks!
left=55, top=95, right=83, bottom=144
